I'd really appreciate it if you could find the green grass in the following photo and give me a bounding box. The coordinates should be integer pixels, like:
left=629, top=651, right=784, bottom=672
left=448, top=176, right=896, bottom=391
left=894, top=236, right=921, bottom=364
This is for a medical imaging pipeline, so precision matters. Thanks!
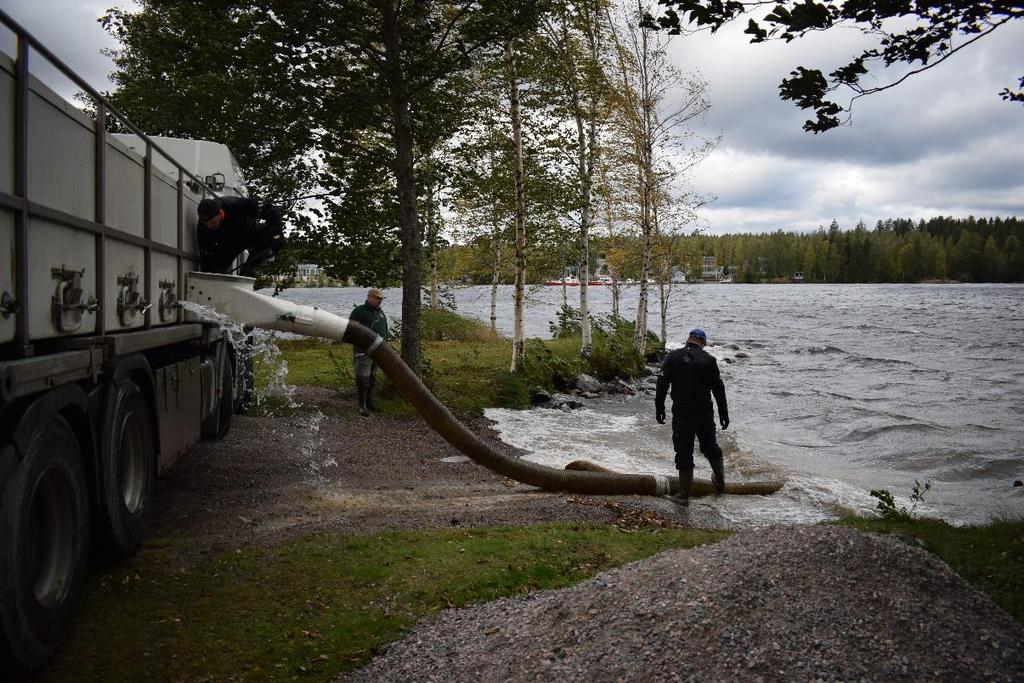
left=48, top=524, right=727, bottom=681
left=835, top=517, right=1024, bottom=622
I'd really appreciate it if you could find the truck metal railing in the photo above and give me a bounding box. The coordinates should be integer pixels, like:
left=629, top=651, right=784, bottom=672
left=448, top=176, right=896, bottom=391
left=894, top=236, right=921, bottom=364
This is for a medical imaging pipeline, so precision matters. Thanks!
left=0, top=9, right=219, bottom=359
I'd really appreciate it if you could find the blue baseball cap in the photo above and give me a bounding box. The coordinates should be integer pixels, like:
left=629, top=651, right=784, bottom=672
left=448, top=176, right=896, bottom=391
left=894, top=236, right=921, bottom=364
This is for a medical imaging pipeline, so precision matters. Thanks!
left=689, top=328, right=707, bottom=342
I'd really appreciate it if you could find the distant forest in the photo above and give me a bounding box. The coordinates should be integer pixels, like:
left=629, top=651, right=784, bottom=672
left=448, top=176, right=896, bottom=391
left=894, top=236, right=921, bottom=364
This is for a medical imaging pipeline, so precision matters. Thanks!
left=437, top=215, right=1024, bottom=285
left=698, top=216, right=1024, bottom=284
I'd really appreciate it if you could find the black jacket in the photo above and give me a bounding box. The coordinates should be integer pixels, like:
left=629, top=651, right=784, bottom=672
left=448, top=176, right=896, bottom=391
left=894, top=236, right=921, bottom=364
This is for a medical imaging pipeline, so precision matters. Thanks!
left=197, top=196, right=283, bottom=274
left=655, top=343, right=728, bottom=419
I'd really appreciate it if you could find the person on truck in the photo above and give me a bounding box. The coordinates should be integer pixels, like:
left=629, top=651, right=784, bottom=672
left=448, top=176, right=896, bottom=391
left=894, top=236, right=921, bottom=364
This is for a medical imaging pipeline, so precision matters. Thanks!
left=349, top=288, right=389, bottom=417
left=655, top=328, right=729, bottom=506
left=196, top=196, right=285, bottom=276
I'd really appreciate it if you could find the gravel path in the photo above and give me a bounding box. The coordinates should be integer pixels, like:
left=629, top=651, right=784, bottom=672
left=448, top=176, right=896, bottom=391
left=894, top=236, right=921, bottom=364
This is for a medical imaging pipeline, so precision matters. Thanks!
left=148, top=386, right=726, bottom=566
left=346, top=525, right=1024, bottom=682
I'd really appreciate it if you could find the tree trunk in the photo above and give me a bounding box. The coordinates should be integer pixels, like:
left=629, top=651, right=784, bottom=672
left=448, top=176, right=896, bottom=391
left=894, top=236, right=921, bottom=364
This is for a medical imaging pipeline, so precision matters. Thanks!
left=577, top=111, right=595, bottom=358
left=490, top=239, right=501, bottom=334
left=634, top=222, right=652, bottom=355
left=382, top=1, right=422, bottom=375
left=658, top=281, right=670, bottom=343
left=577, top=2, right=603, bottom=356
left=653, top=199, right=670, bottom=344
left=507, top=40, right=527, bottom=373
left=632, top=16, right=655, bottom=357
left=634, top=141, right=653, bottom=355
left=427, top=180, right=438, bottom=309
left=598, top=159, right=620, bottom=318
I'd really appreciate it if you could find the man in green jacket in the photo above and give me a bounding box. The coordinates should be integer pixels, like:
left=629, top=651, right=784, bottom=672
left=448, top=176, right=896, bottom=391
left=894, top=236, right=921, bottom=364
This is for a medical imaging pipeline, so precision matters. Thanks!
left=349, top=288, right=389, bottom=416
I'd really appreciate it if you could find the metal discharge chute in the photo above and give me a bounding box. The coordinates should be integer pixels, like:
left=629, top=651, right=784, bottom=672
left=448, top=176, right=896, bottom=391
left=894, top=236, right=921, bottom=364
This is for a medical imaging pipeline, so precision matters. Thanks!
left=186, top=273, right=784, bottom=498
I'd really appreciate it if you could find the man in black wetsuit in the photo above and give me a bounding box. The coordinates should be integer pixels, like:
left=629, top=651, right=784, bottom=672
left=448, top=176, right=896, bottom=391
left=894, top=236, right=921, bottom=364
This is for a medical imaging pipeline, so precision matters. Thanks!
left=655, top=328, right=729, bottom=506
left=196, top=196, right=285, bottom=276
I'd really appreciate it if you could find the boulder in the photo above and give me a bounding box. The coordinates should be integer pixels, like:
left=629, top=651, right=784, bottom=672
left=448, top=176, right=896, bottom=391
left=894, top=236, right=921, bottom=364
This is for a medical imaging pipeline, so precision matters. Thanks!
left=735, top=351, right=750, bottom=359
left=606, top=378, right=635, bottom=395
left=575, top=373, right=602, bottom=392
left=548, top=393, right=584, bottom=410
left=529, top=387, right=552, bottom=405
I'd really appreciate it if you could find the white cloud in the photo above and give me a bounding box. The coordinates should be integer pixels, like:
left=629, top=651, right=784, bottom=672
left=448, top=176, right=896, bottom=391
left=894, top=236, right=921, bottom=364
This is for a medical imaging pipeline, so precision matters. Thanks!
left=663, top=10, right=1024, bottom=233
left=6, top=0, right=1022, bottom=237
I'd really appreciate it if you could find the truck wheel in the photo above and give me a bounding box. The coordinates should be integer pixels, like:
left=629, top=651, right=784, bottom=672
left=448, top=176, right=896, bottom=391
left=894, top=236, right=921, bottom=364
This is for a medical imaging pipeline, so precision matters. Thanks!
left=233, top=349, right=254, bottom=415
left=98, top=380, right=155, bottom=558
left=201, top=349, right=233, bottom=440
left=0, top=415, right=90, bottom=672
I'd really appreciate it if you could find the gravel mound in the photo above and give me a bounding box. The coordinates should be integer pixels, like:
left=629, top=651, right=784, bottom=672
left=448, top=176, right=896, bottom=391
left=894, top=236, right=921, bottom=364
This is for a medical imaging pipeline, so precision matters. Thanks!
left=346, top=525, right=1023, bottom=682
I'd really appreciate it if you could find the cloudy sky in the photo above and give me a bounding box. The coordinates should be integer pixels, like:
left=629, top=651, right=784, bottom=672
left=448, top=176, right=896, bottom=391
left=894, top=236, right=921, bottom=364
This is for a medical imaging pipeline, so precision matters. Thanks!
left=4, top=0, right=1022, bottom=234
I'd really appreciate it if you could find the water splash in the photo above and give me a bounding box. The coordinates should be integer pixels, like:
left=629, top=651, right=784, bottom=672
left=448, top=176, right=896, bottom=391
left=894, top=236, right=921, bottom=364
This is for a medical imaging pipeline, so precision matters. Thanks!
left=297, top=409, right=336, bottom=480
left=249, top=330, right=299, bottom=412
left=179, top=300, right=298, bottom=412
left=179, top=300, right=346, bottom=480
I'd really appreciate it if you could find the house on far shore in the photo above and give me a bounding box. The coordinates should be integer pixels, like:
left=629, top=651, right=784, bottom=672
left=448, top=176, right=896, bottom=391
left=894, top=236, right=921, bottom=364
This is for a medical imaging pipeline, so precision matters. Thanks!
left=701, top=255, right=725, bottom=281
left=296, top=263, right=323, bottom=284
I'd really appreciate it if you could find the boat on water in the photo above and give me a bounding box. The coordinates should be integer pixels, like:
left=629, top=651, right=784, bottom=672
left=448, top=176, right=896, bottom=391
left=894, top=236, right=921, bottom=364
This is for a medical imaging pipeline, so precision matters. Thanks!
left=544, top=275, right=621, bottom=286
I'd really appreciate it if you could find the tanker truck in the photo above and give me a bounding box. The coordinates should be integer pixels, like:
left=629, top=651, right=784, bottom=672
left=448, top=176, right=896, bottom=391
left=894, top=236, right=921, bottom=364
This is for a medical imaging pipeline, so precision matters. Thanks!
left=0, top=11, right=256, bottom=670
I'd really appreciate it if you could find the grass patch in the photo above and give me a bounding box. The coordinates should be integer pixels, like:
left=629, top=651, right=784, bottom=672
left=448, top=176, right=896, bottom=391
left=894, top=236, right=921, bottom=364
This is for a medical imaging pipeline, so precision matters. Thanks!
left=419, top=307, right=503, bottom=342
left=48, top=524, right=727, bottom=681
left=835, top=517, right=1024, bottom=622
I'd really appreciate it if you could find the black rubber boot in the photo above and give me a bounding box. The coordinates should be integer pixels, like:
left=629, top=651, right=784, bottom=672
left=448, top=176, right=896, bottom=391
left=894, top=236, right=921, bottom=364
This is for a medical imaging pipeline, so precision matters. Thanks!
left=709, top=455, right=725, bottom=495
left=356, top=380, right=370, bottom=417
left=670, top=467, right=694, bottom=506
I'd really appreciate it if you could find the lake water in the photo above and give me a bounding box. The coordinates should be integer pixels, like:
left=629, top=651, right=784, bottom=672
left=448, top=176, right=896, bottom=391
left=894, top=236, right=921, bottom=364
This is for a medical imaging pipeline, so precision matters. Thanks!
left=268, top=283, right=1024, bottom=526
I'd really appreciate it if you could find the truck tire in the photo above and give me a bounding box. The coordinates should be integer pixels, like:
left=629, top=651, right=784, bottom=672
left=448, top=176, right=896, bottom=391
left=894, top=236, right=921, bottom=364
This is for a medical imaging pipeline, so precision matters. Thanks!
left=0, top=414, right=90, bottom=672
left=97, top=380, right=155, bottom=558
left=233, top=348, right=254, bottom=415
left=201, top=349, right=233, bottom=440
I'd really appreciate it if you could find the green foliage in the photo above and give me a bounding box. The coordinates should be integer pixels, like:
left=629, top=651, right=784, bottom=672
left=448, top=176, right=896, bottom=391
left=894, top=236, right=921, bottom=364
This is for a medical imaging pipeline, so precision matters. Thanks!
left=521, top=338, right=583, bottom=390
left=643, top=0, right=1023, bottom=133
left=100, top=2, right=319, bottom=201
left=836, top=518, right=1024, bottom=623
left=545, top=307, right=651, bottom=380
left=49, top=524, right=729, bottom=680
left=549, top=303, right=582, bottom=338
left=870, top=480, right=932, bottom=522
left=589, top=317, right=649, bottom=380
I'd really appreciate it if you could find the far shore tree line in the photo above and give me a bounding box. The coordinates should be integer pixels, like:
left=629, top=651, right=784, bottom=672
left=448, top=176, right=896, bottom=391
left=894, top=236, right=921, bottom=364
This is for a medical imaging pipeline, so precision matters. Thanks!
left=687, top=215, right=1024, bottom=284
left=281, top=213, right=1024, bottom=286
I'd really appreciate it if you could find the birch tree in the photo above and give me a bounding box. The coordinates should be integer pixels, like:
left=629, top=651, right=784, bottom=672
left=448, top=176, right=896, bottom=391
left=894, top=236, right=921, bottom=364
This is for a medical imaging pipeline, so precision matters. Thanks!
left=607, top=0, right=716, bottom=355
left=506, top=40, right=529, bottom=372
left=536, top=0, right=612, bottom=357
